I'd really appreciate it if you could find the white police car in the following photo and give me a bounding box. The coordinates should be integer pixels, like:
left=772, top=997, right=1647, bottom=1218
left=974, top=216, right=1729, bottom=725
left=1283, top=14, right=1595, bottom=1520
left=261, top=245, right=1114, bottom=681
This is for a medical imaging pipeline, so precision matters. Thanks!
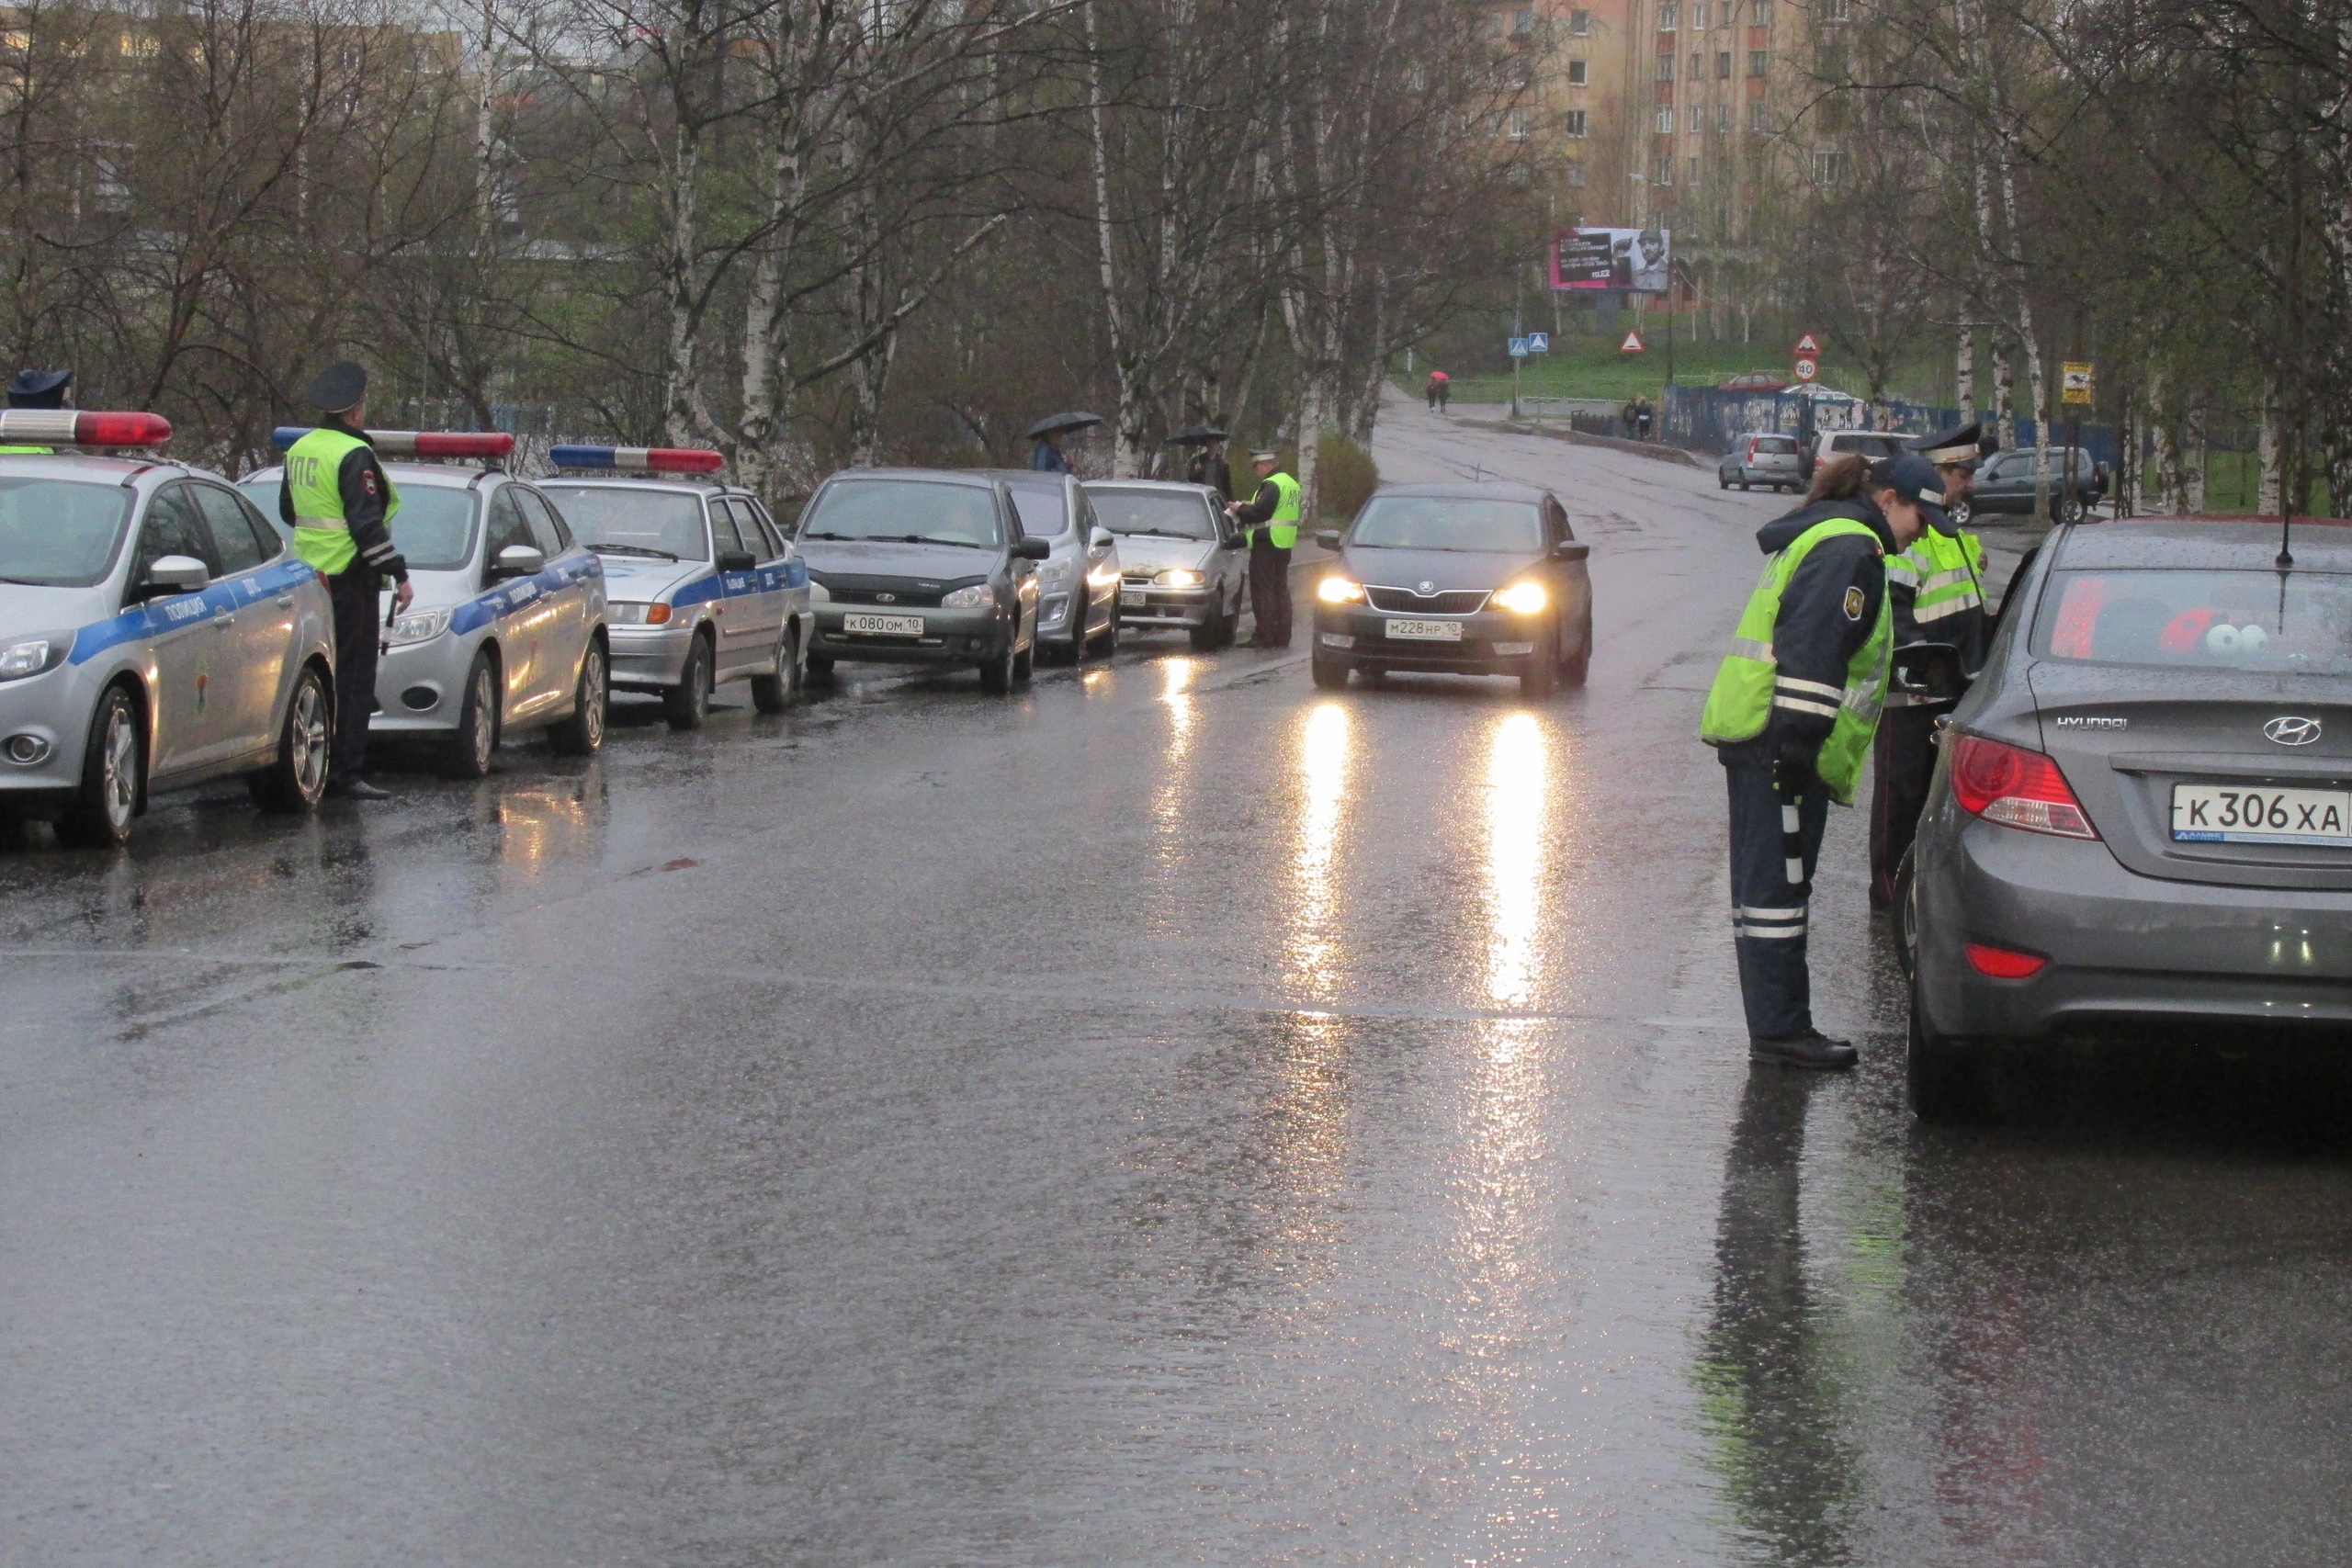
left=0, top=411, right=337, bottom=846
left=243, top=430, right=608, bottom=778
left=537, top=446, right=810, bottom=728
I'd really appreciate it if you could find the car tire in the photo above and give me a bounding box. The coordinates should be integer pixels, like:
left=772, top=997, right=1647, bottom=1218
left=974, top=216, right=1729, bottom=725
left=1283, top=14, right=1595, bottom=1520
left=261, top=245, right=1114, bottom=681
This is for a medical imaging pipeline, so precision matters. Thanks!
left=57, top=683, right=141, bottom=849
left=1094, top=604, right=1119, bottom=656
left=442, top=649, right=501, bottom=779
left=663, top=632, right=714, bottom=729
left=1519, top=636, right=1558, bottom=701
left=1221, top=588, right=1243, bottom=648
left=1189, top=608, right=1223, bottom=653
left=1719, top=473, right=1730, bottom=490
left=1013, top=638, right=1035, bottom=685
left=253, top=663, right=331, bottom=814
left=1947, top=498, right=1973, bottom=530
left=752, top=625, right=802, bottom=713
left=806, top=650, right=836, bottom=685
left=549, top=638, right=608, bottom=756
left=1310, top=652, right=1350, bottom=690
left=1561, top=621, right=1592, bottom=687
left=1893, top=843, right=1919, bottom=981
left=1907, top=983, right=1995, bottom=1125
left=978, top=638, right=1016, bottom=694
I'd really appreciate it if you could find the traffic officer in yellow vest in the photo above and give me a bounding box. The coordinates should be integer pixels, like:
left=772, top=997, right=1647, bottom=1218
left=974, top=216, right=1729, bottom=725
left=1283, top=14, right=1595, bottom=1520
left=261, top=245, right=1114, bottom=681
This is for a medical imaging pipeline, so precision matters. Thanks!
left=1228, top=448, right=1303, bottom=649
left=0, top=367, right=72, bottom=452
left=279, top=360, right=411, bottom=800
left=1869, top=421, right=1993, bottom=908
left=1701, top=453, right=1936, bottom=1069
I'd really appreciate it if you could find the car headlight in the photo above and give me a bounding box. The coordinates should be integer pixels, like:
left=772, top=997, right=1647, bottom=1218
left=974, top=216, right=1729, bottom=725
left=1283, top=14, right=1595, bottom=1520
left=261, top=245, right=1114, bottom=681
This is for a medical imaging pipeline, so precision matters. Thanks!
left=1157, top=569, right=1205, bottom=588
left=385, top=607, right=453, bottom=647
left=1317, top=576, right=1363, bottom=604
left=0, top=633, right=69, bottom=682
left=606, top=601, right=673, bottom=626
left=1038, top=557, right=1072, bottom=587
left=808, top=580, right=831, bottom=603
left=1493, top=581, right=1548, bottom=615
left=942, top=583, right=995, bottom=609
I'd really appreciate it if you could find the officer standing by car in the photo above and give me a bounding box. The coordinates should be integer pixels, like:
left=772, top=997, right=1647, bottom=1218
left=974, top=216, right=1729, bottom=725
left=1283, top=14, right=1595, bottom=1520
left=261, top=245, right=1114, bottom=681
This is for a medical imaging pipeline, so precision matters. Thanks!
left=1227, top=448, right=1302, bottom=649
left=1701, top=454, right=1936, bottom=1069
left=0, top=367, right=71, bottom=451
left=280, top=361, right=412, bottom=800
left=1869, top=421, right=1994, bottom=909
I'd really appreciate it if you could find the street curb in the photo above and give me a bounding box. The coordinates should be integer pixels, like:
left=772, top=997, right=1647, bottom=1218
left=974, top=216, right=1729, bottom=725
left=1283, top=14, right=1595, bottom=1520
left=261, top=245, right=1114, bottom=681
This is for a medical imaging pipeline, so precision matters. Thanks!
left=1456, top=417, right=1702, bottom=468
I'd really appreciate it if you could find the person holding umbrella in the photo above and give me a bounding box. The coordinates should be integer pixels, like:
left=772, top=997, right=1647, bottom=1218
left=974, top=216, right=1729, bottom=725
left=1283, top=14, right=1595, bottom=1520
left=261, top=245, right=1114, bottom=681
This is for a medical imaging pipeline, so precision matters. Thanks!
left=1167, top=424, right=1231, bottom=501
left=1027, top=411, right=1101, bottom=473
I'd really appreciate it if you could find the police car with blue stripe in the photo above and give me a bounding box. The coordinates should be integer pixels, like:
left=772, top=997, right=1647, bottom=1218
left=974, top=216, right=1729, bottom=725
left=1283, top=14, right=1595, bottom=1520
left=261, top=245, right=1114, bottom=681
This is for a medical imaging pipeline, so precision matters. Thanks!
left=242, top=429, right=609, bottom=779
left=537, top=446, right=810, bottom=729
left=0, top=411, right=338, bottom=846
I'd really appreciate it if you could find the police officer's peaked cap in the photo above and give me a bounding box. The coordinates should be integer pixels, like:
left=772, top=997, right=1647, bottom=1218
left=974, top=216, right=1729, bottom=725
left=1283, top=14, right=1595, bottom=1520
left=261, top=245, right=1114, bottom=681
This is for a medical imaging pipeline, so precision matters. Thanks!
left=1250, top=449, right=1279, bottom=463
left=1870, top=453, right=1955, bottom=535
left=1910, top=419, right=1991, bottom=468
left=306, top=360, right=368, bottom=414
left=6, top=367, right=72, bottom=408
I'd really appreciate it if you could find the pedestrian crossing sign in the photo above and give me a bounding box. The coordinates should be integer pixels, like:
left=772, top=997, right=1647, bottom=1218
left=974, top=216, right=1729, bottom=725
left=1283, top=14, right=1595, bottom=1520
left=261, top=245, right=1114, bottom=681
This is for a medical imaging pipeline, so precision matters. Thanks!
left=1619, top=330, right=1645, bottom=354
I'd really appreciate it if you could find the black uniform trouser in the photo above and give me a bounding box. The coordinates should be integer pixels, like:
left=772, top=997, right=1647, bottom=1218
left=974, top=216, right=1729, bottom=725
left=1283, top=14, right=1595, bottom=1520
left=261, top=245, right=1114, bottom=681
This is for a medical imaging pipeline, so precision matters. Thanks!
left=1249, top=536, right=1293, bottom=648
left=327, top=568, right=381, bottom=782
left=1867, top=704, right=1944, bottom=909
left=1725, top=759, right=1831, bottom=1042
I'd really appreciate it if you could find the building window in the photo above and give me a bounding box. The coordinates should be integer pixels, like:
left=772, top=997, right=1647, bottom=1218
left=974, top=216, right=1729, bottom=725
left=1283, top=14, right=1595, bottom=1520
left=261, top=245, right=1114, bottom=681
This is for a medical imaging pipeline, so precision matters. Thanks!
left=1749, top=49, right=1768, bottom=75
left=1570, top=7, right=1592, bottom=34
left=1657, top=107, right=1676, bottom=132
left=1566, top=160, right=1587, bottom=186
left=1752, top=0, right=1770, bottom=18
left=1507, top=107, right=1531, bottom=140
left=1657, top=153, right=1674, bottom=185
left=1508, top=55, right=1532, bottom=87
left=1659, top=2, right=1678, bottom=28
left=1821, top=0, right=1850, bottom=18
left=1513, top=7, right=1536, bottom=37
left=1565, top=108, right=1589, bottom=136
left=1688, top=103, right=1704, bottom=131
left=1749, top=101, right=1770, bottom=130
left=1691, top=51, right=1703, bottom=77
left=1811, top=148, right=1845, bottom=183
left=1657, top=51, right=1674, bottom=79
left=1690, top=154, right=1702, bottom=182
left=1718, top=51, right=1733, bottom=77
left=1567, top=57, right=1589, bottom=85
left=1717, top=101, right=1733, bottom=130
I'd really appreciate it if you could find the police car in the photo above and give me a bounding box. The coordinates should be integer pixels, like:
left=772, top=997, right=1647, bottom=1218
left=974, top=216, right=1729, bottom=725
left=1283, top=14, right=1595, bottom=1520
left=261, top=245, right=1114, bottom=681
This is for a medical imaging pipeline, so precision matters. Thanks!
left=0, top=411, right=337, bottom=846
left=537, top=446, right=810, bottom=728
left=243, top=430, right=609, bottom=778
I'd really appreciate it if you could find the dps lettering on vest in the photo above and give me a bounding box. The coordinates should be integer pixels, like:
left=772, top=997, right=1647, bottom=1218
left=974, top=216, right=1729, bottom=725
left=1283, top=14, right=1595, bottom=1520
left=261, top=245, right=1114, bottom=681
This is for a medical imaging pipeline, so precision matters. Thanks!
left=1255, top=471, right=1303, bottom=549
left=1701, top=515, right=1893, bottom=805
left=285, top=426, right=400, bottom=576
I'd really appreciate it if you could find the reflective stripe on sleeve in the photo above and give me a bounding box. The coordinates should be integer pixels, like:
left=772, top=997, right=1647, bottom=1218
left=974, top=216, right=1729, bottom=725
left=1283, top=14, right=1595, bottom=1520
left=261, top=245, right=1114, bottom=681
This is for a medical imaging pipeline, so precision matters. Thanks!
left=293, top=514, right=350, bottom=533
left=1775, top=674, right=1844, bottom=701
left=1920, top=566, right=1975, bottom=592
left=1773, top=694, right=1839, bottom=718
left=1914, top=593, right=1984, bottom=622
left=1883, top=558, right=1922, bottom=587
left=1729, top=636, right=1774, bottom=662
left=1842, top=685, right=1883, bottom=721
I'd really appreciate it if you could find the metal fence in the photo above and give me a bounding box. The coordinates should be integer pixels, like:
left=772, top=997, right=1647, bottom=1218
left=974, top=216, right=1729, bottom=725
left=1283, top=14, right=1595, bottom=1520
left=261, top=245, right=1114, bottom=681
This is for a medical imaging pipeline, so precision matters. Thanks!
left=1662, top=384, right=2123, bottom=470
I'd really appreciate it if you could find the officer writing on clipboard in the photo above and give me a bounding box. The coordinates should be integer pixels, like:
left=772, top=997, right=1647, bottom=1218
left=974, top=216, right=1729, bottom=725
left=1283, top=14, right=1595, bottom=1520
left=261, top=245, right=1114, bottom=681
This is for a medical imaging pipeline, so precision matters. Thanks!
left=280, top=361, right=411, bottom=801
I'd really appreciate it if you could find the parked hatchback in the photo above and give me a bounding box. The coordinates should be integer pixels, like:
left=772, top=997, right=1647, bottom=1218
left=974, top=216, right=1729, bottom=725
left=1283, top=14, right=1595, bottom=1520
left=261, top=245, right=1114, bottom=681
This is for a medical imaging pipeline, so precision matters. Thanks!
left=982, top=469, right=1120, bottom=662
left=1719, top=432, right=1804, bottom=492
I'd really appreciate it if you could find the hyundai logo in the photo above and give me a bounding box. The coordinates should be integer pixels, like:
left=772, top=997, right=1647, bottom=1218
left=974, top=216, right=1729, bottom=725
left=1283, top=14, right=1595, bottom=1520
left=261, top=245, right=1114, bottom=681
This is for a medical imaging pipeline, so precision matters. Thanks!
left=2265, top=716, right=2323, bottom=746
left=876, top=592, right=897, bottom=604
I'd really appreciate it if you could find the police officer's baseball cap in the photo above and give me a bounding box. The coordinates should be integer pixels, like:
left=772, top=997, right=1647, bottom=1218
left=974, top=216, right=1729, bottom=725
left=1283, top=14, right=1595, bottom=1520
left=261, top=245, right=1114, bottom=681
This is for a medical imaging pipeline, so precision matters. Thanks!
left=306, top=360, right=368, bottom=414
left=6, top=367, right=71, bottom=408
left=1869, top=453, right=1954, bottom=535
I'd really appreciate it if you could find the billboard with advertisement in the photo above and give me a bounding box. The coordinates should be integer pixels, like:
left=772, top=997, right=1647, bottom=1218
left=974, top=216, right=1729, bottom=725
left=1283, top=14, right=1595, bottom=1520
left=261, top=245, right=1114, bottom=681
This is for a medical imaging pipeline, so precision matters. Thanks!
left=1550, top=227, right=1672, bottom=294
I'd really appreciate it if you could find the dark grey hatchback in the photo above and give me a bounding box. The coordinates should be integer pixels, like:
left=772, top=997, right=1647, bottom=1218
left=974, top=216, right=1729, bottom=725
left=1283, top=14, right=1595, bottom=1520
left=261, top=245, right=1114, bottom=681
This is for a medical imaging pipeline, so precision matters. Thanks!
left=1907, top=514, right=2352, bottom=1120
left=796, top=468, right=1048, bottom=694
left=1309, top=482, right=1592, bottom=699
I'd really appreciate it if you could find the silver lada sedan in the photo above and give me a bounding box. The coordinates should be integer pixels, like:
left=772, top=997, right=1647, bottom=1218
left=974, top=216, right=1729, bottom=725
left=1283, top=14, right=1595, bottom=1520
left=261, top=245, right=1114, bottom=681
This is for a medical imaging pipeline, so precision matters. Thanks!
left=2, top=424, right=336, bottom=846
left=1907, top=514, right=2352, bottom=1120
left=243, top=446, right=608, bottom=778
left=1086, top=479, right=1249, bottom=650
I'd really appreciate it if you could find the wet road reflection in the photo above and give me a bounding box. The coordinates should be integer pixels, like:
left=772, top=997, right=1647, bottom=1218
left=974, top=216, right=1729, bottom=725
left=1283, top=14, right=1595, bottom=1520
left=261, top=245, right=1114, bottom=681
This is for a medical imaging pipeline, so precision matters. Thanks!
left=1284, top=700, right=1352, bottom=1001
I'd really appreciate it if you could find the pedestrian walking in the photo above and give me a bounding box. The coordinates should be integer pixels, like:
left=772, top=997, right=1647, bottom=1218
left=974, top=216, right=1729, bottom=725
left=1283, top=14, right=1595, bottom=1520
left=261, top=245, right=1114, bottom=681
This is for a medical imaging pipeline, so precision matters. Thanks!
left=1700, top=452, right=1935, bottom=1069
left=1427, top=369, right=1450, bottom=411
left=1870, top=421, right=1994, bottom=909
left=1622, top=399, right=1639, bottom=438
left=1228, top=448, right=1302, bottom=649
left=1634, top=394, right=1655, bottom=441
left=280, top=360, right=411, bottom=800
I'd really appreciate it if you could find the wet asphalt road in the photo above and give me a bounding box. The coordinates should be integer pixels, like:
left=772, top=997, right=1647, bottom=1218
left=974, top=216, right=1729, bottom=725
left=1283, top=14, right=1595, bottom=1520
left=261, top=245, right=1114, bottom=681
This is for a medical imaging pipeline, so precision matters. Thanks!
left=6, top=400, right=2352, bottom=1566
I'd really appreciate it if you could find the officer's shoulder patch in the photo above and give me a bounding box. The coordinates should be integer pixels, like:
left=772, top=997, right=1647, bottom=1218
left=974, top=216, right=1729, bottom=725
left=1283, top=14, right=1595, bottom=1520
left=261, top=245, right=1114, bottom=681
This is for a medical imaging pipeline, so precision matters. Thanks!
left=1843, top=585, right=1866, bottom=621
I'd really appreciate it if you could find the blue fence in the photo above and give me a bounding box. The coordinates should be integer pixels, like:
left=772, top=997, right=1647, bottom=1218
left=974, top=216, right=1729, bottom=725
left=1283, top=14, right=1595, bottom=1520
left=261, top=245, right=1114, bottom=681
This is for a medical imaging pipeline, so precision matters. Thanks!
left=1663, top=385, right=2118, bottom=468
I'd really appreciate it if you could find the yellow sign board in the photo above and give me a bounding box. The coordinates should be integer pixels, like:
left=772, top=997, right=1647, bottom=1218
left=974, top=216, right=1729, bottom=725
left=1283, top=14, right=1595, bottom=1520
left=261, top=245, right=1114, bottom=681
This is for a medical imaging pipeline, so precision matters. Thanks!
left=2062, top=362, right=2095, bottom=405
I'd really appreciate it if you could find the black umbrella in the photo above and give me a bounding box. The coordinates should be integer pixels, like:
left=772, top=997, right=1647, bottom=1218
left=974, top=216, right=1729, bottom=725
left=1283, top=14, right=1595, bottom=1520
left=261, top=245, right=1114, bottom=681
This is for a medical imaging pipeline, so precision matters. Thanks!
left=1024, top=411, right=1102, bottom=439
left=1165, top=424, right=1228, bottom=446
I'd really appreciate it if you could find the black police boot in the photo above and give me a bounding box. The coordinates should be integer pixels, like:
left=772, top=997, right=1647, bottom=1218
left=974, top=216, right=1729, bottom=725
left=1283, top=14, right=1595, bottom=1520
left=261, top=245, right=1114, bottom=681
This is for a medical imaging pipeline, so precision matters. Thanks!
left=1749, top=1031, right=1859, bottom=1070
left=327, top=775, right=391, bottom=801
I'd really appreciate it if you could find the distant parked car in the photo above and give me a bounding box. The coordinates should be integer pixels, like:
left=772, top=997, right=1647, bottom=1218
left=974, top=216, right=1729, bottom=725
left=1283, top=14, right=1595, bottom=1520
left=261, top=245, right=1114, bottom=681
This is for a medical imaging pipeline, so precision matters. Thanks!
left=1717, top=371, right=1789, bottom=393
left=1956, top=446, right=2108, bottom=527
left=1809, top=429, right=1910, bottom=472
left=1718, top=432, right=1804, bottom=492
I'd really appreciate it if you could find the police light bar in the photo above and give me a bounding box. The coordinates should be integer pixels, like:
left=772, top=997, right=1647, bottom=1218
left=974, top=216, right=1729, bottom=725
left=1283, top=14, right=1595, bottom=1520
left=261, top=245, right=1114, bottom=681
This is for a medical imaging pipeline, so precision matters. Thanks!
left=269, top=427, right=515, bottom=459
left=0, top=410, right=172, bottom=446
left=550, top=444, right=725, bottom=474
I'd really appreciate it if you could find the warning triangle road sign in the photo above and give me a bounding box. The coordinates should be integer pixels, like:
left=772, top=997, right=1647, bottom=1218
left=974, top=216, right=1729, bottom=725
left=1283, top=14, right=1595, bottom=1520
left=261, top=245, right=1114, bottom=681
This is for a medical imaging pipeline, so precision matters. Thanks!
left=1619, top=329, right=1645, bottom=354
left=1794, top=332, right=1822, bottom=355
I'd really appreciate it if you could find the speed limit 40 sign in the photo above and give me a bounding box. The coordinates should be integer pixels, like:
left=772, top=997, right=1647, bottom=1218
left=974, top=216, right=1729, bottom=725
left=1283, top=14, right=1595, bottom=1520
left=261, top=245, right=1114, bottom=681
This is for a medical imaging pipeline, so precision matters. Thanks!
left=1792, top=356, right=1819, bottom=383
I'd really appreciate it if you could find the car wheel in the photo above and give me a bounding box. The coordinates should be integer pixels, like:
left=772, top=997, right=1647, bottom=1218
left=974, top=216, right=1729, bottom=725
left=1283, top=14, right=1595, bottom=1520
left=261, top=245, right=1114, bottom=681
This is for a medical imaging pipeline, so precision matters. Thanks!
left=1947, top=498, right=1973, bottom=530
left=1893, top=843, right=1919, bottom=981
left=806, top=651, right=836, bottom=685
left=57, top=684, right=141, bottom=849
left=550, top=638, right=608, bottom=756
left=1013, top=638, right=1035, bottom=684
left=1220, top=587, right=1243, bottom=648
left=1189, top=607, right=1222, bottom=653
left=1561, top=621, right=1591, bottom=687
left=752, top=625, right=802, bottom=713
left=978, top=638, right=1016, bottom=694
left=663, top=632, right=714, bottom=730
left=253, top=663, right=331, bottom=813
left=442, top=650, right=501, bottom=779
left=1095, top=604, right=1120, bottom=656
left=1310, top=652, right=1350, bottom=690
left=1519, top=634, right=1558, bottom=701
left=2051, top=492, right=2081, bottom=525
left=1719, top=473, right=1730, bottom=490
left=1907, top=982, right=1995, bottom=1124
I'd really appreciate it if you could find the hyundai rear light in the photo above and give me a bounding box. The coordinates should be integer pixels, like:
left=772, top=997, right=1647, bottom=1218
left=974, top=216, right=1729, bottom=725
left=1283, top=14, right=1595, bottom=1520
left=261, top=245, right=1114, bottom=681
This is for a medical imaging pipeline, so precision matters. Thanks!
left=1747, top=436, right=1759, bottom=462
left=1949, top=734, right=2098, bottom=839
left=1966, top=942, right=2048, bottom=979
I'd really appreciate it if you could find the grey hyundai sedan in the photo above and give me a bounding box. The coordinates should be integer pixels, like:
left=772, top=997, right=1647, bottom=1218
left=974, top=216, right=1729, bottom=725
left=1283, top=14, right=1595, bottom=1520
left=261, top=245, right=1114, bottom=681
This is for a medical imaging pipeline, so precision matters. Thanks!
left=1906, top=514, right=2352, bottom=1120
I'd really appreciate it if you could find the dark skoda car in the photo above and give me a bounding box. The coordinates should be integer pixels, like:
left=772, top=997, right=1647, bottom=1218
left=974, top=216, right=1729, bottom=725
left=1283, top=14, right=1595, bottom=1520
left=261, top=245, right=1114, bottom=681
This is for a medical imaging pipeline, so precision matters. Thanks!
left=795, top=469, right=1047, bottom=694
left=1310, top=482, right=1592, bottom=698
left=1906, top=515, right=2352, bottom=1120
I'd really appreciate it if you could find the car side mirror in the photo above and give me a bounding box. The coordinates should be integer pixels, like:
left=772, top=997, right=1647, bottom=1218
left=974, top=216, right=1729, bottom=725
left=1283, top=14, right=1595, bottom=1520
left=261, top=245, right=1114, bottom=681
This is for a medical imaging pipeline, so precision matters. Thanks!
left=492, top=544, right=546, bottom=579
left=143, top=554, right=209, bottom=596
left=1011, top=536, right=1051, bottom=560
left=1088, top=527, right=1114, bottom=550
left=1553, top=540, right=1589, bottom=561
left=1891, top=641, right=1966, bottom=703
left=716, top=547, right=757, bottom=572
left=1314, top=529, right=1341, bottom=550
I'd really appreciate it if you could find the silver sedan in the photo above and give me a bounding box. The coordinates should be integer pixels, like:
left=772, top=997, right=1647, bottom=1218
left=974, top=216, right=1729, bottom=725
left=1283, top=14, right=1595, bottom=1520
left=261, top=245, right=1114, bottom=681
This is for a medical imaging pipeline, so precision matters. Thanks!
left=1085, top=479, right=1250, bottom=651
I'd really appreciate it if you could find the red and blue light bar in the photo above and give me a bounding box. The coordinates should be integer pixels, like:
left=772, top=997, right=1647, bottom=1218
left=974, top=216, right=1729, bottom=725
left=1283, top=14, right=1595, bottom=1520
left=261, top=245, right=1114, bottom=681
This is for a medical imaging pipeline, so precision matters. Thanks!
left=270, top=427, right=514, bottom=459
left=550, top=445, right=724, bottom=475
left=0, top=410, right=172, bottom=446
